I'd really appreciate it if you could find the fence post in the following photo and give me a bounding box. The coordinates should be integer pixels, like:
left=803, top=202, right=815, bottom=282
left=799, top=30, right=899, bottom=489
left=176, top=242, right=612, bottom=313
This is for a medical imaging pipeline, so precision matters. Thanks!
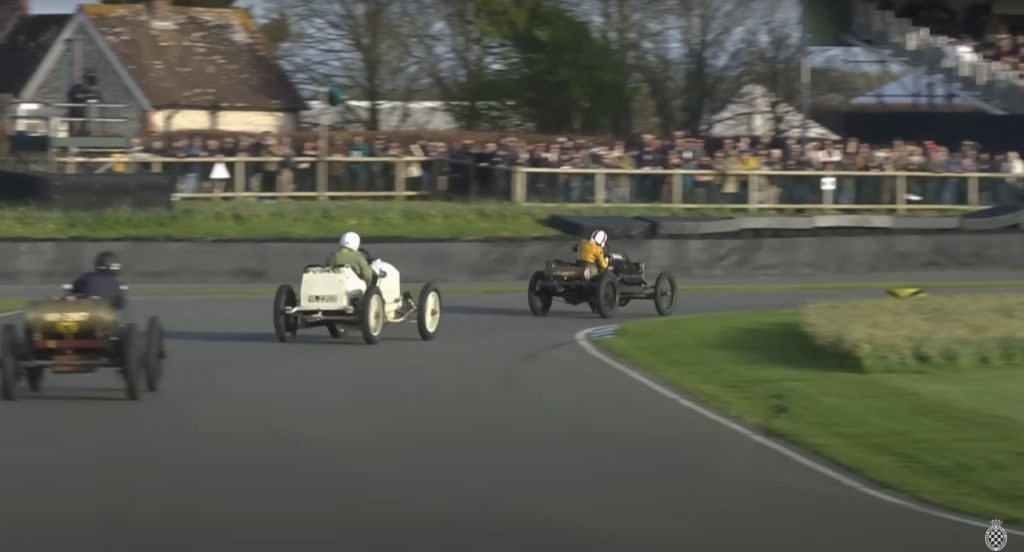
left=394, top=159, right=406, bottom=201
left=316, top=158, right=328, bottom=200
left=671, top=173, right=683, bottom=204
left=896, top=175, right=908, bottom=213
left=512, top=168, right=526, bottom=203
left=233, top=159, right=245, bottom=198
left=746, top=173, right=759, bottom=212
left=594, top=172, right=607, bottom=204
left=967, top=175, right=979, bottom=206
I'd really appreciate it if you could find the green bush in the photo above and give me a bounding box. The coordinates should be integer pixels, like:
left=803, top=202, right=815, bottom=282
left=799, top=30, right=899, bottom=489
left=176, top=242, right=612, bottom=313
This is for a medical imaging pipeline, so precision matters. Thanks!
left=800, top=294, right=1024, bottom=373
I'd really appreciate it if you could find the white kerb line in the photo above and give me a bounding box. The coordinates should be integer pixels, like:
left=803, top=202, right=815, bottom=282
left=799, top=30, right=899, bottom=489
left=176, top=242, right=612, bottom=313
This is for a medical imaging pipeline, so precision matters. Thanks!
left=575, top=325, right=1024, bottom=537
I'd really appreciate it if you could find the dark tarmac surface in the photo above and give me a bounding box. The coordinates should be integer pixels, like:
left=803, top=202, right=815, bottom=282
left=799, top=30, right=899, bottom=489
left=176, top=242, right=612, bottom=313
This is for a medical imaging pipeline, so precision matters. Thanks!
left=0, top=286, right=1015, bottom=551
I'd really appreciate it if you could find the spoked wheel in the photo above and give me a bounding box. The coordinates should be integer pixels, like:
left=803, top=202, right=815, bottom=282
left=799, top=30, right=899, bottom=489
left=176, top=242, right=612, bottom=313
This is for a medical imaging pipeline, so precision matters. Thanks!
left=119, top=324, right=142, bottom=401
left=273, top=284, right=298, bottom=343
left=144, top=316, right=165, bottom=392
left=594, top=272, right=620, bottom=319
left=360, top=288, right=385, bottom=345
left=653, top=272, right=677, bottom=316
left=1, top=324, right=21, bottom=401
left=527, top=270, right=552, bottom=316
left=416, top=283, right=442, bottom=341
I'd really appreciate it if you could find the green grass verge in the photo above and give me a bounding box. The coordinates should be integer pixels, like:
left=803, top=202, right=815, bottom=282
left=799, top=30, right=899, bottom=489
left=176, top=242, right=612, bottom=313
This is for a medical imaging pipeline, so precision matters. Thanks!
left=598, top=311, right=1024, bottom=523
left=0, top=299, right=26, bottom=313
left=0, top=201, right=963, bottom=240
left=802, top=295, right=1024, bottom=373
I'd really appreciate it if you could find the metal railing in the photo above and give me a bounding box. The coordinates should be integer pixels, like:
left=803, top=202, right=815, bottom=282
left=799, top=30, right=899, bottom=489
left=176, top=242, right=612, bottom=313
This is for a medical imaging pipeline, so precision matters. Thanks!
left=53, top=155, right=1024, bottom=210
left=5, top=100, right=133, bottom=139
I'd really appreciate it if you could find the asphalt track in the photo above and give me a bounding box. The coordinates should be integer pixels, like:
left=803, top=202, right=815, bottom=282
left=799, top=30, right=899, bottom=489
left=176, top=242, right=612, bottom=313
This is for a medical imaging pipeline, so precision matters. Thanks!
left=0, top=286, right=1016, bottom=551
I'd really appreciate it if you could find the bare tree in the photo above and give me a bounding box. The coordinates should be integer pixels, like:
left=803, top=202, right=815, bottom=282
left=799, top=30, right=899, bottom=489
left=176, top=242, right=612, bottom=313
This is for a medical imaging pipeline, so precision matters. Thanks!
left=269, top=0, right=426, bottom=131
left=413, top=0, right=506, bottom=129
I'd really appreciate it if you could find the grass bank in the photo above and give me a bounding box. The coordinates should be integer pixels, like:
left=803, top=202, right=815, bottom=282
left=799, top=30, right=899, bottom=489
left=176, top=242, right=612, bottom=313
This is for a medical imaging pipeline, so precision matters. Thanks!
left=802, top=295, right=1024, bottom=373
left=0, top=201, right=718, bottom=240
left=598, top=311, right=1024, bottom=523
left=0, top=201, right=960, bottom=240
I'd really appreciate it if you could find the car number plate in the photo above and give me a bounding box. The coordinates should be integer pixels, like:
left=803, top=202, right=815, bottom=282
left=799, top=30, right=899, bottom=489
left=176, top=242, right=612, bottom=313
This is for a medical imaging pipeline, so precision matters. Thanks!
left=307, top=295, right=338, bottom=303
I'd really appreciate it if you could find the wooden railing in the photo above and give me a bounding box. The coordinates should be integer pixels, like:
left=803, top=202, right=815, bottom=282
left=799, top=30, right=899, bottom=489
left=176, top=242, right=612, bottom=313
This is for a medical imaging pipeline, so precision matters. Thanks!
left=52, top=155, right=1024, bottom=211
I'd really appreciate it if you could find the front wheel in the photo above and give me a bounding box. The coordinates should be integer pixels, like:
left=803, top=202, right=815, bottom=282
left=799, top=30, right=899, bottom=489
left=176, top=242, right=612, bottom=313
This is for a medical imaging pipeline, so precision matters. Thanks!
left=144, top=316, right=165, bottom=392
left=119, top=324, right=142, bottom=401
left=594, top=272, right=620, bottom=319
left=1, top=324, right=21, bottom=401
left=527, top=270, right=552, bottom=316
left=360, top=288, right=385, bottom=345
left=273, top=284, right=298, bottom=343
left=417, top=284, right=442, bottom=341
left=653, top=272, right=677, bottom=316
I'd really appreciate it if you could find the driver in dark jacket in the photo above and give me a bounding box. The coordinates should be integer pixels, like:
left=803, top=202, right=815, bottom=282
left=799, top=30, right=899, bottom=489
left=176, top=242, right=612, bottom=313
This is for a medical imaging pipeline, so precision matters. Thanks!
left=71, top=251, right=127, bottom=310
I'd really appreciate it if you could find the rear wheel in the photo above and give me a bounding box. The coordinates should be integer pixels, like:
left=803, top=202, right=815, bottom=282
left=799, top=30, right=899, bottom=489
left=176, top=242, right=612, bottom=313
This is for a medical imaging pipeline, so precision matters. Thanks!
left=144, top=316, right=165, bottom=392
left=594, top=272, right=620, bottom=319
left=1, top=324, right=21, bottom=401
left=360, top=288, right=385, bottom=345
left=527, top=271, right=552, bottom=316
left=417, top=284, right=442, bottom=341
left=26, top=368, right=44, bottom=393
left=273, top=284, right=298, bottom=343
left=653, top=272, right=677, bottom=316
left=119, top=324, right=142, bottom=401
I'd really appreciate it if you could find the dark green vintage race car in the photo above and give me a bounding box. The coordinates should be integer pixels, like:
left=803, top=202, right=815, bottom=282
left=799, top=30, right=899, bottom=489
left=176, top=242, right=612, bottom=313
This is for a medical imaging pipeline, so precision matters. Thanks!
left=0, top=288, right=165, bottom=401
left=527, top=251, right=677, bottom=319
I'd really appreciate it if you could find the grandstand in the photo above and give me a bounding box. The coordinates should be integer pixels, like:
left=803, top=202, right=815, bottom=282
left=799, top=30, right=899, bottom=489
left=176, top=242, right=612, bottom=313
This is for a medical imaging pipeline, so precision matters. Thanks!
left=833, top=0, right=1024, bottom=150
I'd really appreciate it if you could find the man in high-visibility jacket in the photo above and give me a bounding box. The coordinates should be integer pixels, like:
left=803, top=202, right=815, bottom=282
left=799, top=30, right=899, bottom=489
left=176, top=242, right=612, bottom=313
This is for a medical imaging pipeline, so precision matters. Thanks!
left=576, top=229, right=610, bottom=272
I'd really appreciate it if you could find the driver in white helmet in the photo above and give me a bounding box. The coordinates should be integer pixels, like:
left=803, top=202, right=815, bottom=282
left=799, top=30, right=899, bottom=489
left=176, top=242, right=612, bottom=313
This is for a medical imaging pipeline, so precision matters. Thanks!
left=577, top=229, right=610, bottom=271
left=326, top=231, right=374, bottom=284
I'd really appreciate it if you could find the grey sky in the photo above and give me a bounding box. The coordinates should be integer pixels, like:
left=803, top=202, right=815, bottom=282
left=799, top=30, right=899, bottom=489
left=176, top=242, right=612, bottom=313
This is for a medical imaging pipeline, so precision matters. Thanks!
left=28, top=0, right=266, bottom=16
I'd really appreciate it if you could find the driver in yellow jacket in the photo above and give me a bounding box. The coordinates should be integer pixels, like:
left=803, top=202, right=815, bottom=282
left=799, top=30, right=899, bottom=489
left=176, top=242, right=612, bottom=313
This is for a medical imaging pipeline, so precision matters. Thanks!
left=577, top=229, right=610, bottom=271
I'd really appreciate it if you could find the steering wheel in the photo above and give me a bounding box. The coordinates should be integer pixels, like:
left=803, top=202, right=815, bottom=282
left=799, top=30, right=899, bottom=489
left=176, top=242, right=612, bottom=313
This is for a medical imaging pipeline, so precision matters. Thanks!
left=359, top=248, right=377, bottom=263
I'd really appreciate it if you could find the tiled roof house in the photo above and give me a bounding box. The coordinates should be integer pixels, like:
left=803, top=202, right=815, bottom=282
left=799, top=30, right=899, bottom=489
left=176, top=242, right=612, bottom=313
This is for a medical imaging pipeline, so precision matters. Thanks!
left=1, top=0, right=307, bottom=136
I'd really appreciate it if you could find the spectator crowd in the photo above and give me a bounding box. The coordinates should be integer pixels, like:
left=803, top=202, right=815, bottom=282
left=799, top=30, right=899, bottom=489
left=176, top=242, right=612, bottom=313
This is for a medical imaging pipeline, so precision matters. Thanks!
left=122, top=129, right=1024, bottom=206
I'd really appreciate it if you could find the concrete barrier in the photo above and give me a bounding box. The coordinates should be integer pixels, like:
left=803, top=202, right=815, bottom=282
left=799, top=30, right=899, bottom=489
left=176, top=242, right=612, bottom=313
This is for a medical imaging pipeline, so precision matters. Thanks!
left=1, top=233, right=1023, bottom=285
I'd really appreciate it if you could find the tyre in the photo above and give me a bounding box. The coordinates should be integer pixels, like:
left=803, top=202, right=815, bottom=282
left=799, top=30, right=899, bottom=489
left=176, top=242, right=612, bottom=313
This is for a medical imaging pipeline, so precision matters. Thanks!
left=653, top=272, right=677, bottom=316
left=1, top=324, right=21, bottom=401
left=273, top=284, right=298, bottom=343
left=326, top=323, right=343, bottom=339
left=594, top=272, right=620, bottom=319
left=119, top=324, right=142, bottom=401
left=527, top=270, right=552, bottom=316
left=416, top=283, right=442, bottom=341
left=26, top=368, right=44, bottom=393
left=144, top=316, right=165, bottom=392
left=360, top=288, right=385, bottom=345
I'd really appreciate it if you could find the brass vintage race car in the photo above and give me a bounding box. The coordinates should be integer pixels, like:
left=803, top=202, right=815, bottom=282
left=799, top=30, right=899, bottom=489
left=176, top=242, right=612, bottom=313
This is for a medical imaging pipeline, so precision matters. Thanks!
left=0, top=287, right=165, bottom=401
left=527, top=251, right=677, bottom=318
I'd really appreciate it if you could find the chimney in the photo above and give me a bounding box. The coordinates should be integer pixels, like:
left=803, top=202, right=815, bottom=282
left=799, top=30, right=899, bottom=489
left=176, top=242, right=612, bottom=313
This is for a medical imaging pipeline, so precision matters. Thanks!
left=0, top=0, right=28, bottom=40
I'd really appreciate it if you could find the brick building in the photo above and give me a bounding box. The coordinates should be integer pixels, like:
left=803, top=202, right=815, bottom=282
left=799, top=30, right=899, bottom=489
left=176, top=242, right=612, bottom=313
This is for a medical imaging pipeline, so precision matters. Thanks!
left=0, top=0, right=306, bottom=137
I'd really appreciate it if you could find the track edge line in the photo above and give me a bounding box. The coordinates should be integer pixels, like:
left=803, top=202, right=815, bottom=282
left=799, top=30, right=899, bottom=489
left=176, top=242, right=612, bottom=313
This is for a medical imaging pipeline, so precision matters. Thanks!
left=574, top=323, right=1024, bottom=536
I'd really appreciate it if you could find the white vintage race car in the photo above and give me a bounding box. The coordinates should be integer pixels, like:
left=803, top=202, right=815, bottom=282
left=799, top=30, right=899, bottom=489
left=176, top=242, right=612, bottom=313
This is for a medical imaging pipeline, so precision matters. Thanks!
left=272, top=253, right=442, bottom=345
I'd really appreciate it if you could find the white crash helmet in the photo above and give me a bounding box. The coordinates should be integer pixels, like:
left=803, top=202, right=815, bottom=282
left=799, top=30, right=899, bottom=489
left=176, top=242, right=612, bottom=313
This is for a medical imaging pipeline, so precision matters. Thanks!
left=340, top=231, right=361, bottom=251
left=590, top=229, right=608, bottom=248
